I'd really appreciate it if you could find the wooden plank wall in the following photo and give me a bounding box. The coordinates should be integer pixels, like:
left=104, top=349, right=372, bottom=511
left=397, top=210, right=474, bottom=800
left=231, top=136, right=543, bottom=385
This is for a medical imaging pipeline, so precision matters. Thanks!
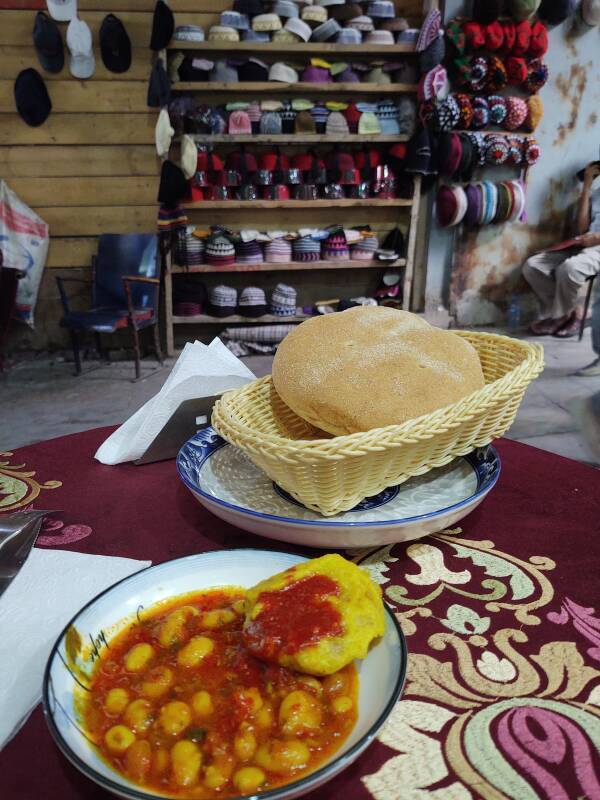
left=3, top=0, right=424, bottom=350
left=2, top=0, right=219, bottom=348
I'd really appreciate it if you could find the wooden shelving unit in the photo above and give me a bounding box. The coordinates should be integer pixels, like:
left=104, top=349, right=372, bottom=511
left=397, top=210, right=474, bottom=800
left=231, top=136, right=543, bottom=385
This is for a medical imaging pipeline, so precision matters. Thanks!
left=182, top=134, right=410, bottom=144
left=162, top=5, right=428, bottom=355
left=171, top=81, right=418, bottom=94
left=168, top=42, right=416, bottom=55
left=171, top=259, right=406, bottom=274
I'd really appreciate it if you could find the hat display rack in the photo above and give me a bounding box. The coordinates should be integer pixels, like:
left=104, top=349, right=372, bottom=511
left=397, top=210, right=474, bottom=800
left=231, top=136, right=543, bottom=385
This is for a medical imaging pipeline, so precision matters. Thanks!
left=154, top=0, right=436, bottom=356
left=427, top=2, right=553, bottom=229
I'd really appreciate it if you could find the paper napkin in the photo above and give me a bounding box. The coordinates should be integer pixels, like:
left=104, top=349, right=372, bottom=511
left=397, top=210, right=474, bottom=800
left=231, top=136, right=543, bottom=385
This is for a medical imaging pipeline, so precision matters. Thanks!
left=0, top=548, right=150, bottom=750
left=95, top=338, right=255, bottom=465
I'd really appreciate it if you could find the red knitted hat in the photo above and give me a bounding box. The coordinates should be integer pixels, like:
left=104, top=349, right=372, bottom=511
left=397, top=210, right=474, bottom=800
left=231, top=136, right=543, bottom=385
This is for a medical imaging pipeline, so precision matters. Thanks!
left=506, top=56, right=528, bottom=85
left=513, top=20, right=531, bottom=55
left=501, top=20, right=516, bottom=52
left=344, top=101, right=362, bottom=132
left=529, top=21, right=548, bottom=58
left=259, top=151, right=290, bottom=170
left=485, top=21, right=504, bottom=51
left=463, top=21, right=485, bottom=49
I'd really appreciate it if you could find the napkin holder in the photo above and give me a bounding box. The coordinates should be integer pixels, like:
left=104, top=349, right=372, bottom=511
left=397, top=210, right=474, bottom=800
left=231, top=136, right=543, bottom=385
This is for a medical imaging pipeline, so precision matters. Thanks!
left=0, top=510, right=56, bottom=597
left=135, top=393, right=223, bottom=465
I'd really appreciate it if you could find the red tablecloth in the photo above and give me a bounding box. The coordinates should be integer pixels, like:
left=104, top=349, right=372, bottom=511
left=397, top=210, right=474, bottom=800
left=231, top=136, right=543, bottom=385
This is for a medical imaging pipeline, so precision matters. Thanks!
left=1, top=428, right=600, bottom=800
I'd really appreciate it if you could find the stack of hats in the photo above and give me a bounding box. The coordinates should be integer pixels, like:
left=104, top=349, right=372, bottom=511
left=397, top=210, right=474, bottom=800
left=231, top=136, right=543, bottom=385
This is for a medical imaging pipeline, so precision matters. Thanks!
left=435, top=130, right=541, bottom=179
left=187, top=0, right=417, bottom=44
left=270, top=283, right=297, bottom=316
left=436, top=179, right=527, bottom=227
left=172, top=274, right=207, bottom=317
left=207, top=284, right=238, bottom=317
left=293, top=235, right=322, bottom=261
left=170, top=96, right=418, bottom=139
left=235, top=238, right=264, bottom=265
left=420, top=93, right=543, bottom=133
left=323, top=229, right=350, bottom=260
left=185, top=230, right=206, bottom=266
left=265, top=237, right=293, bottom=263
left=239, top=286, right=269, bottom=317
left=205, top=235, right=236, bottom=267
left=351, top=233, right=379, bottom=260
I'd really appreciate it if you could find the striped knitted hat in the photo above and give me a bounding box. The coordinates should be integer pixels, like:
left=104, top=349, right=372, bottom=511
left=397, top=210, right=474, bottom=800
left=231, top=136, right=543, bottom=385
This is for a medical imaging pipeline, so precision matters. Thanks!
left=270, top=282, right=297, bottom=316
left=292, top=235, right=321, bottom=262
left=239, top=286, right=268, bottom=317
left=235, top=239, right=264, bottom=264
left=323, top=231, right=349, bottom=260
left=207, top=284, right=237, bottom=317
left=351, top=234, right=378, bottom=260
left=265, top=237, right=292, bottom=263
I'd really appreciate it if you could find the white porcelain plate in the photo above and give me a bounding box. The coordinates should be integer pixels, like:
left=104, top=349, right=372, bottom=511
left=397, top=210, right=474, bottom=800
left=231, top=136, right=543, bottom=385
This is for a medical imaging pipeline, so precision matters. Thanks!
left=177, top=428, right=501, bottom=548
left=43, top=549, right=407, bottom=800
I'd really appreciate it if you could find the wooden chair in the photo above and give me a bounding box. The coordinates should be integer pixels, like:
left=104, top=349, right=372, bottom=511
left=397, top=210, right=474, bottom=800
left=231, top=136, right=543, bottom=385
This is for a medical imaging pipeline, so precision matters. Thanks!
left=579, top=273, right=598, bottom=341
left=56, top=234, right=162, bottom=379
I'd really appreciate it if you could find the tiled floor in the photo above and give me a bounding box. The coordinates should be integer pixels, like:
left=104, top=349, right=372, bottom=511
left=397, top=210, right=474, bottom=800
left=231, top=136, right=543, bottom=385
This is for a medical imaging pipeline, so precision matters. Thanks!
left=1, top=331, right=599, bottom=466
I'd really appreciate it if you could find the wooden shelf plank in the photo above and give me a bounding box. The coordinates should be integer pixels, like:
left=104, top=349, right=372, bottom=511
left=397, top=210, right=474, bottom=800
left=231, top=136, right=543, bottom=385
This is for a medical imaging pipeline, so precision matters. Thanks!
left=172, top=82, right=417, bottom=94
left=170, top=259, right=405, bottom=274
left=173, top=313, right=310, bottom=324
left=183, top=199, right=413, bottom=210
left=167, top=42, right=416, bottom=55
left=183, top=134, right=409, bottom=144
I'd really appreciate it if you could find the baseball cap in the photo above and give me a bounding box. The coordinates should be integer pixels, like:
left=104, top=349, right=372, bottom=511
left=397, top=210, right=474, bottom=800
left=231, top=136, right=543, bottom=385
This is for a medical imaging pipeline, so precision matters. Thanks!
left=14, top=68, right=52, bottom=127
left=33, top=12, right=64, bottom=74
left=99, top=14, right=131, bottom=73
left=46, top=0, right=77, bottom=22
left=66, top=17, right=95, bottom=79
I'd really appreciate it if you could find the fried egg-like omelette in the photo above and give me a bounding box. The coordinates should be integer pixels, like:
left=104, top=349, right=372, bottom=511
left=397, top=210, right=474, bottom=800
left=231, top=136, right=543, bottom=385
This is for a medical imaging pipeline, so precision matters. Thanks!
left=242, top=554, right=385, bottom=675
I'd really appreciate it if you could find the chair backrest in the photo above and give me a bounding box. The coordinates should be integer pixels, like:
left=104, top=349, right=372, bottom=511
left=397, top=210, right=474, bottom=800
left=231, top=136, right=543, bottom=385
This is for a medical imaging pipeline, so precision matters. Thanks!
left=93, top=234, right=158, bottom=310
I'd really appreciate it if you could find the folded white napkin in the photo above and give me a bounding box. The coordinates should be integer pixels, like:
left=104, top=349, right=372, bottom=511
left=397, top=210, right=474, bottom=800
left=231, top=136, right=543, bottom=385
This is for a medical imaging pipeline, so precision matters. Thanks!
left=0, top=548, right=150, bottom=749
left=95, top=338, right=255, bottom=465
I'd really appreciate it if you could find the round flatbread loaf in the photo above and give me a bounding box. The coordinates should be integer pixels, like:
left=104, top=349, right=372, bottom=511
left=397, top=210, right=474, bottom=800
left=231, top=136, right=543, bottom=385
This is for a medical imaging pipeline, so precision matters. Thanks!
left=272, top=306, right=485, bottom=435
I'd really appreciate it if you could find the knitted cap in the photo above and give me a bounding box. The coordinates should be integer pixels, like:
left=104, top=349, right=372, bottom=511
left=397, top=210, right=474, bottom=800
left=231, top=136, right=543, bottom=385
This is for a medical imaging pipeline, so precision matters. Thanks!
left=525, top=95, right=543, bottom=131
left=270, top=282, right=297, bottom=315
left=524, top=59, right=549, bottom=93
left=367, top=1, right=395, bottom=18
left=208, top=25, right=239, bottom=42
left=252, top=13, right=282, bottom=31
left=505, top=96, right=528, bottom=129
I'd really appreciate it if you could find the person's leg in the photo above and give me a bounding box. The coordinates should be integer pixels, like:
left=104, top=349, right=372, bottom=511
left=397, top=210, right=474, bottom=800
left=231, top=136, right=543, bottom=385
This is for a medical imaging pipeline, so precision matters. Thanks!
left=576, top=278, right=600, bottom=375
left=553, top=246, right=600, bottom=336
left=522, top=250, right=566, bottom=319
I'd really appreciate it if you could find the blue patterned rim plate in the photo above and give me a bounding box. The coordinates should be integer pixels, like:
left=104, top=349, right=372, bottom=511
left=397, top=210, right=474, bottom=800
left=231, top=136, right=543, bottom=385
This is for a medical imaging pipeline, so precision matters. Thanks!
left=177, top=428, right=501, bottom=548
left=42, top=549, right=407, bottom=800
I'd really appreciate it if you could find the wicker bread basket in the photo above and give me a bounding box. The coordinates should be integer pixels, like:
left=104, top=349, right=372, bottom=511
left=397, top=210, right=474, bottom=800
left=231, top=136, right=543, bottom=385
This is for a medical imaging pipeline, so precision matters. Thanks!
left=212, top=331, right=544, bottom=515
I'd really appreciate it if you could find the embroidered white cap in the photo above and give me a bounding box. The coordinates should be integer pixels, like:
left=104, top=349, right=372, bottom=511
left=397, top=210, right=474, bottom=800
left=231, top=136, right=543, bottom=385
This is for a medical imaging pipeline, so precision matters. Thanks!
left=66, top=16, right=95, bottom=79
left=46, top=0, right=77, bottom=21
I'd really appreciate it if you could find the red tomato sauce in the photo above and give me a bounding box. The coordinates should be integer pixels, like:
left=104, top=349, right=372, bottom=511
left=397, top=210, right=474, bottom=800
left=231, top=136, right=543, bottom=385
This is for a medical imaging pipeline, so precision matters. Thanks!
left=82, top=588, right=358, bottom=798
left=243, top=574, right=344, bottom=661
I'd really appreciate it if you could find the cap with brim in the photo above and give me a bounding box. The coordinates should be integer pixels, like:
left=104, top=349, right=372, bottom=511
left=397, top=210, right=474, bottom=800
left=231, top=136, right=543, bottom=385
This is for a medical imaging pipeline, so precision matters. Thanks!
left=46, top=0, right=76, bottom=22
left=269, top=62, right=299, bottom=82
left=312, top=19, right=342, bottom=40
left=302, top=6, right=328, bottom=23
left=150, top=0, right=174, bottom=50
left=99, top=14, right=132, bottom=74
left=252, top=13, right=282, bottom=31
left=284, top=17, right=312, bottom=40
left=14, top=68, right=52, bottom=127
left=67, top=17, right=95, bottom=79
left=34, top=12, right=64, bottom=74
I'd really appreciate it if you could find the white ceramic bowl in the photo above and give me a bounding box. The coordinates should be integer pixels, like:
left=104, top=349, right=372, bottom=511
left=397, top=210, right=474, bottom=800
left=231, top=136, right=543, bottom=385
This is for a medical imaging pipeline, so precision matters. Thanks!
left=177, top=428, right=501, bottom=548
left=43, top=549, right=407, bottom=800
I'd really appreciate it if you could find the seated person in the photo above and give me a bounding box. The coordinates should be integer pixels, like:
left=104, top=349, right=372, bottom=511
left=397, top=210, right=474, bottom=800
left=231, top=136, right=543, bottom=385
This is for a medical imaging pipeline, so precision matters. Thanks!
left=522, top=161, right=600, bottom=337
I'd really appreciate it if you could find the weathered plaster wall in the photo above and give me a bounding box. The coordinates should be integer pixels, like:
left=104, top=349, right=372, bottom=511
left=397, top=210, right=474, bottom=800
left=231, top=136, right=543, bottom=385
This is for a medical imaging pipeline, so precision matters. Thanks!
left=426, top=6, right=600, bottom=326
